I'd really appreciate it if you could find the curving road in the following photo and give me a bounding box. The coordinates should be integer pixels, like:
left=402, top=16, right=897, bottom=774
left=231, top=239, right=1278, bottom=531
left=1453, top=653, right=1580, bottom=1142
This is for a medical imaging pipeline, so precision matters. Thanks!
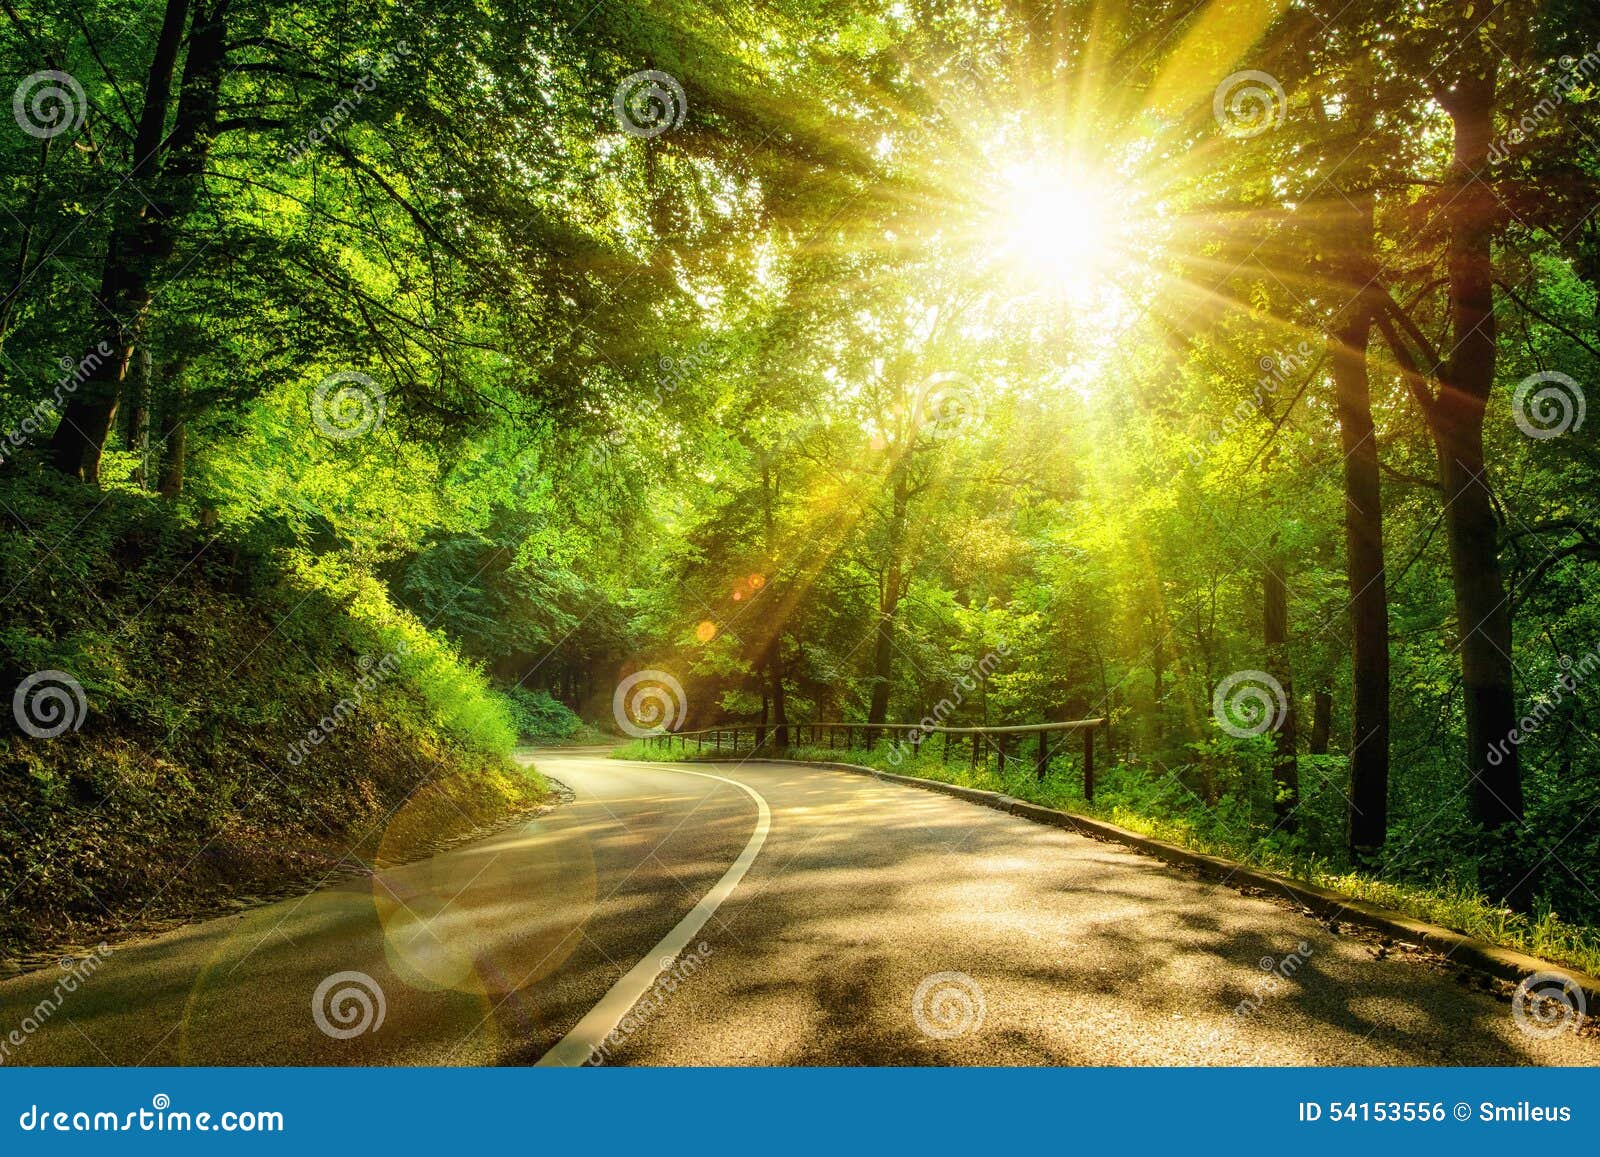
left=1, top=749, right=1594, bottom=1066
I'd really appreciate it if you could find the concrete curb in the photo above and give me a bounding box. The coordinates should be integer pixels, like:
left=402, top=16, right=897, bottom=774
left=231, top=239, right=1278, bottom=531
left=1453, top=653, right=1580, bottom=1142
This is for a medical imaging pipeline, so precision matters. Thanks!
left=670, top=753, right=1600, bottom=1005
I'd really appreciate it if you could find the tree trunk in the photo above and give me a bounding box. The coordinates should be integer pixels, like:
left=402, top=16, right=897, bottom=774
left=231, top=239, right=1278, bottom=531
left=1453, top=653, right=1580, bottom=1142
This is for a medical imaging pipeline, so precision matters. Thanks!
left=1329, top=190, right=1391, bottom=863
left=1433, top=70, right=1529, bottom=908
left=1264, top=552, right=1298, bottom=825
left=48, top=0, right=227, bottom=481
left=756, top=459, right=790, bottom=747
left=127, top=347, right=152, bottom=488
left=158, top=405, right=186, bottom=498
left=1309, top=688, right=1332, bottom=756
left=769, top=643, right=789, bottom=747
left=866, top=470, right=910, bottom=731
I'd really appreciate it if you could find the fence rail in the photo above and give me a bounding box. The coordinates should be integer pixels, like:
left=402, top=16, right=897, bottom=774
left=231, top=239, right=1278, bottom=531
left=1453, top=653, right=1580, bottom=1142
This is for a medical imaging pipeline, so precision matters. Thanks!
left=639, top=717, right=1107, bottom=800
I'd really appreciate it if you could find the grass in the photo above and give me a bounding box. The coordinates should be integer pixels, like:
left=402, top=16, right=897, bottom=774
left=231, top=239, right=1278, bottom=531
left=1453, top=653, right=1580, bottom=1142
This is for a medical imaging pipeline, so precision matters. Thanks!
left=0, top=471, right=550, bottom=956
left=612, top=737, right=1600, bottom=978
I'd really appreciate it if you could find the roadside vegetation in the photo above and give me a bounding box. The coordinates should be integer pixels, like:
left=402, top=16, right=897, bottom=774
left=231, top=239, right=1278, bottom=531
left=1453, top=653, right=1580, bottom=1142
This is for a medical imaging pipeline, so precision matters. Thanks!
left=614, top=738, right=1600, bottom=979
left=4, top=0, right=1599, bottom=984
left=0, top=474, right=549, bottom=957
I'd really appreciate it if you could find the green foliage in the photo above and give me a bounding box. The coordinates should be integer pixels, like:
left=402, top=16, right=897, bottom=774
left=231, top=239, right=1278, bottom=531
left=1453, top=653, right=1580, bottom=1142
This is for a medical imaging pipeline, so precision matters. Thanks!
left=0, top=473, right=543, bottom=952
left=4, top=0, right=1600, bottom=968
left=500, top=684, right=588, bottom=743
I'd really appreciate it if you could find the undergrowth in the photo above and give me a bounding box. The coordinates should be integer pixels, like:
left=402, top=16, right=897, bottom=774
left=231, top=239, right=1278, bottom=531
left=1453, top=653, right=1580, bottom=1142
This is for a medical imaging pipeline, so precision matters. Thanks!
left=0, top=472, right=547, bottom=956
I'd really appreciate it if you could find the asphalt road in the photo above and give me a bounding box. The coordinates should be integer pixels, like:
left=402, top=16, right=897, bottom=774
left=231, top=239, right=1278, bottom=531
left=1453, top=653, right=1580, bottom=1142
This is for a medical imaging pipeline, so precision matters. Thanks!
left=1, top=750, right=1594, bottom=1066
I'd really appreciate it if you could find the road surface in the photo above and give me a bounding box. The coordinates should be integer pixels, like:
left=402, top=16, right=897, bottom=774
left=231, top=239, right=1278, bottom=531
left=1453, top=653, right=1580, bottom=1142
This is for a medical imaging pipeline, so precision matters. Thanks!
left=1, top=749, right=1593, bottom=1065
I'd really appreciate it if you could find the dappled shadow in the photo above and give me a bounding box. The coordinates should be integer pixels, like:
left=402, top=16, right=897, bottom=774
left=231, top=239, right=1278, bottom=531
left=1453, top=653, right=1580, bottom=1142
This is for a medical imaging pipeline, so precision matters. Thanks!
left=609, top=760, right=1598, bottom=1067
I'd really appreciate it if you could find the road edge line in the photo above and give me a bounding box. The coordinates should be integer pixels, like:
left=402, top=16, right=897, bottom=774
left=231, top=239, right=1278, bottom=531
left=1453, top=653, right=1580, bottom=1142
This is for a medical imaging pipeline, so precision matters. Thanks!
left=677, top=755, right=1600, bottom=1005
left=534, top=764, right=771, bottom=1066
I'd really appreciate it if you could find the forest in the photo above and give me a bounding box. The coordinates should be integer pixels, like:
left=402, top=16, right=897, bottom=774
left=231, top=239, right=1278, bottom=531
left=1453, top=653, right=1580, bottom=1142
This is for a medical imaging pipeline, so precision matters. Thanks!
left=2, top=0, right=1599, bottom=979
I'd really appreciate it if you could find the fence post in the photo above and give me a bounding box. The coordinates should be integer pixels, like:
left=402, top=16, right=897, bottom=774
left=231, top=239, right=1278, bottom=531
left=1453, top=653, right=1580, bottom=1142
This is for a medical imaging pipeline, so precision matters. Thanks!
left=1036, top=730, right=1049, bottom=779
left=1083, top=726, right=1095, bottom=801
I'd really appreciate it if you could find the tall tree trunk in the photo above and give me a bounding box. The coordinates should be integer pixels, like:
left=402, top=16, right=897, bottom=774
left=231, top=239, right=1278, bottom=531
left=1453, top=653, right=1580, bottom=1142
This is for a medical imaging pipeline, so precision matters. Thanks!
left=158, top=389, right=186, bottom=498
left=48, top=0, right=226, bottom=481
left=769, top=643, right=789, bottom=747
left=1309, top=689, right=1332, bottom=756
left=1329, top=190, right=1391, bottom=863
left=758, top=459, right=790, bottom=747
left=1264, top=551, right=1298, bottom=825
left=866, top=470, right=909, bottom=731
left=1433, top=70, right=1529, bottom=908
left=127, top=347, right=152, bottom=488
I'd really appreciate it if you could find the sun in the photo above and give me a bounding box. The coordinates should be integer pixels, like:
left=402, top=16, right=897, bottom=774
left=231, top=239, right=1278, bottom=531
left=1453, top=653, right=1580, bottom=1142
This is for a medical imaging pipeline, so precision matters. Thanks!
left=993, top=161, right=1127, bottom=297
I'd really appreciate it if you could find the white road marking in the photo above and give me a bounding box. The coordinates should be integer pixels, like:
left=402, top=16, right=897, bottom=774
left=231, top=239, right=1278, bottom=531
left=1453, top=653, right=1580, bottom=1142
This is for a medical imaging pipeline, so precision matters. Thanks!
left=535, top=763, right=771, bottom=1066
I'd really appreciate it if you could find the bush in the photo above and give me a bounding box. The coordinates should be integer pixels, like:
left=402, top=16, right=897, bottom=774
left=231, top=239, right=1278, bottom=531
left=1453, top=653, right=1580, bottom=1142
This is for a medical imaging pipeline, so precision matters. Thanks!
left=500, top=684, right=586, bottom=742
